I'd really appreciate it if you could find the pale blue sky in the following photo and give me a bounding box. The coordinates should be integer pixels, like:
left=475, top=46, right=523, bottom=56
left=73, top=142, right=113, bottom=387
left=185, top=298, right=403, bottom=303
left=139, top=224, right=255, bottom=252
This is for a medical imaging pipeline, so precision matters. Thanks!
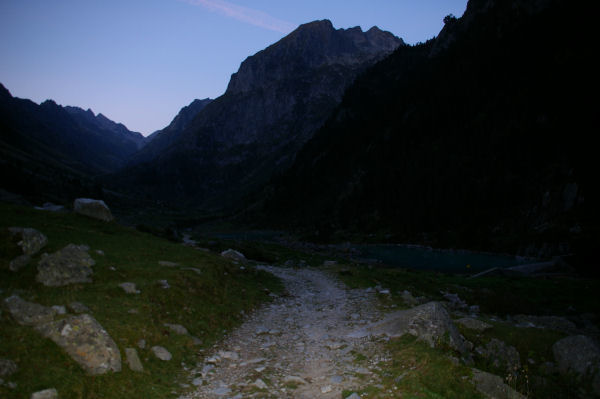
left=0, top=0, right=467, bottom=135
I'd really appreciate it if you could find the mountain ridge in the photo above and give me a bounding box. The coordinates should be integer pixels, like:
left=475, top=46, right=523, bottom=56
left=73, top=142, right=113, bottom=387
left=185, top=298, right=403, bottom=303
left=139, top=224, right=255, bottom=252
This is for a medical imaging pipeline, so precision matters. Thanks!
left=112, top=19, right=404, bottom=207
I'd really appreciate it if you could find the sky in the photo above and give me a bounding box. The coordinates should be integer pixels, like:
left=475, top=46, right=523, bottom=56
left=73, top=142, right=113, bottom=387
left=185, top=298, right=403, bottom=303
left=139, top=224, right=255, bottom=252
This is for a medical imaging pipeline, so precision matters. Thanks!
left=0, top=0, right=467, bottom=135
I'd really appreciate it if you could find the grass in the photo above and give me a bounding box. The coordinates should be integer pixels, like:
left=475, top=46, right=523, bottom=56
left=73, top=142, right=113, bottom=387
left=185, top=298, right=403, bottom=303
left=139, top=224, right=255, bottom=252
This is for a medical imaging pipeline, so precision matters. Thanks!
left=329, top=262, right=599, bottom=398
left=345, top=335, right=483, bottom=399
left=331, top=263, right=600, bottom=316
left=0, top=202, right=282, bottom=399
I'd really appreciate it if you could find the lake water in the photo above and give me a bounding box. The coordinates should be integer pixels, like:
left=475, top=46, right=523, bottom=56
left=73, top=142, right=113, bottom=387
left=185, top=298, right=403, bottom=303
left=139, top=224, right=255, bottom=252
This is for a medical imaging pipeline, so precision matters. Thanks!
left=357, top=245, right=530, bottom=273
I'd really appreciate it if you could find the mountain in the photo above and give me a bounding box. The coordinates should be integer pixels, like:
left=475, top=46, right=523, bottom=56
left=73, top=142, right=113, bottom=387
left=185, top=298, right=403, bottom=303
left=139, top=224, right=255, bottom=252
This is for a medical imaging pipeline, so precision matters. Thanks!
left=132, top=98, right=213, bottom=163
left=112, top=20, right=404, bottom=207
left=0, top=84, right=147, bottom=203
left=64, top=106, right=146, bottom=150
left=260, top=0, right=598, bottom=268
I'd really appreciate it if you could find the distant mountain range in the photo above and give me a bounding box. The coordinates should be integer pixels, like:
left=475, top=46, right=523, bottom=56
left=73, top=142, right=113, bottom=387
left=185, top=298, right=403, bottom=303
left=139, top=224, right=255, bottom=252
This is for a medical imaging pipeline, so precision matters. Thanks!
left=111, top=20, right=404, bottom=207
left=0, top=84, right=145, bottom=174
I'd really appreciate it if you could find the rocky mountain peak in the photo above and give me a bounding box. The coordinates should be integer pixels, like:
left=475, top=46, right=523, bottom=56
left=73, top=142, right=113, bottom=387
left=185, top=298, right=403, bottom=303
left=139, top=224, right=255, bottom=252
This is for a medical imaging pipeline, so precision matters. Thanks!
left=226, top=20, right=404, bottom=95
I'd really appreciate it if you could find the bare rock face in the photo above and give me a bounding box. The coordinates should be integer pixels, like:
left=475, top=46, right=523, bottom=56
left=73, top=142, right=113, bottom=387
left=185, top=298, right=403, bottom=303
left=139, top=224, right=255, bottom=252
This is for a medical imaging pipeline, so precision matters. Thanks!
left=366, top=301, right=470, bottom=355
left=35, top=314, right=122, bottom=375
left=73, top=198, right=114, bottom=222
left=36, top=244, right=95, bottom=286
left=3, top=295, right=57, bottom=326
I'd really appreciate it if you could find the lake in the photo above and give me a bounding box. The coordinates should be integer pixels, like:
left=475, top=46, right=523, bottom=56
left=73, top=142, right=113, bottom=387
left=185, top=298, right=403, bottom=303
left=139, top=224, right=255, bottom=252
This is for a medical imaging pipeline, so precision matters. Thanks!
left=356, top=244, right=531, bottom=273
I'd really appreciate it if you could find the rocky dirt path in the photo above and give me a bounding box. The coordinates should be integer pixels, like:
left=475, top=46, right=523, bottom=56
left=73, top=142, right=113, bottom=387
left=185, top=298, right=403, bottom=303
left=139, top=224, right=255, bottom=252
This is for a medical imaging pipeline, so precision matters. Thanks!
left=181, top=266, right=390, bottom=398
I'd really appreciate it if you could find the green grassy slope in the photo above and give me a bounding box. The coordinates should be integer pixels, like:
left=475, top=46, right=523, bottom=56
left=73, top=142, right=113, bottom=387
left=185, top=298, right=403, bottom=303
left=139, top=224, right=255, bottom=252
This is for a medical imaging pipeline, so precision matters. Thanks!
left=0, top=203, right=281, bottom=398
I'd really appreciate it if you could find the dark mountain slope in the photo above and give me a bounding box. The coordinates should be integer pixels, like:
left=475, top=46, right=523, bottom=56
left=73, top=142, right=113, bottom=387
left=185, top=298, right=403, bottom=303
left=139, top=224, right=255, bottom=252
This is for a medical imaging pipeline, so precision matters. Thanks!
left=131, top=98, right=212, bottom=164
left=111, top=20, right=404, bottom=208
left=0, top=84, right=147, bottom=203
left=262, top=0, right=598, bottom=266
left=0, top=85, right=146, bottom=174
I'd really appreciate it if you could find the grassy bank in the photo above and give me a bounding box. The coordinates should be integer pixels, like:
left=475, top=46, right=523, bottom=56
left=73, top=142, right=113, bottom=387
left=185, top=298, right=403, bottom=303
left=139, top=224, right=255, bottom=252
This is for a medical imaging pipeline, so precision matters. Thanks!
left=0, top=203, right=282, bottom=399
left=332, top=263, right=599, bottom=398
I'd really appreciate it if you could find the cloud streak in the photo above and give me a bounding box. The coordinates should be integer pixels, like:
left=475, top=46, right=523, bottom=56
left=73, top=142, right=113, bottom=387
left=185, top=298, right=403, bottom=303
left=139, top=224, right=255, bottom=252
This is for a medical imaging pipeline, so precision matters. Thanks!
left=182, top=0, right=296, bottom=33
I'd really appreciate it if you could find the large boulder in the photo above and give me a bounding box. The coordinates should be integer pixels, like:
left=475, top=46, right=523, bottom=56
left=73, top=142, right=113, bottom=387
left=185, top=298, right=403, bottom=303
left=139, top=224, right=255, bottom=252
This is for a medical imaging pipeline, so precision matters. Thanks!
left=553, top=335, right=600, bottom=377
left=73, top=198, right=114, bottom=222
left=365, top=301, right=470, bottom=355
left=3, top=295, right=57, bottom=326
left=35, top=314, right=122, bottom=375
left=36, top=244, right=95, bottom=286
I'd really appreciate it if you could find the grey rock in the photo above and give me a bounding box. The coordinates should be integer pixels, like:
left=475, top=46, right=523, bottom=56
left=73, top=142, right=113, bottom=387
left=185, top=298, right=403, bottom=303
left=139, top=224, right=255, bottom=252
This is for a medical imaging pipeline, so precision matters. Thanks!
left=220, top=249, right=246, bottom=262
left=253, top=378, right=268, bottom=389
left=125, top=348, right=144, bottom=372
left=8, top=227, right=48, bottom=256
left=553, top=335, right=600, bottom=376
left=212, top=386, right=231, bottom=395
left=35, top=202, right=66, bottom=212
left=73, top=198, right=114, bottom=222
left=9, top=254, right=31, bottom=272
left=471, top=369, right=526, bottom=399
left=151, top=346, right=172, bottom=361
left=137, top=339, right=146, bottom=349
left=192, top=377, right=203, bottom=386
left=284, top=375, right=307, bottom=385
left=119, top=282, right=140, bottom=294
left=321, top=385, right=332, bottom=393
left=456, top=317, right=492, bottom=332
left=51, top=305, right=67, bottom=315
left=401, top=290, right=419, bottom=307
left=158, top=260, right=179, bottom=267
left=30, top=388, right=58, bottom=399
left=181, top=267, right=202, bottom=275
left=4, top=295, right=56, bottom=326
left=0, top=358, right=17, bottom=376
left=366, top=301, right=470, bottom=354
left=476, top=338, right=521, bottom=372
left=68, top=302, right=90, bottom=314
left=442, top=291, right=467, bottom=310
left=158, top=279, right=170, bottom=289
left=323, top=260, right=338, bottom=266
left=35, top=314, right=121, bottom=375
left=218, top=351, right=239, bottom=361
left=164, top=323, right=188, bottom=335
left=95, top=249, right=104, bottom=256
left=346, top=394, right=362, bottom=399
left=36, top=244, right=95, bottom=286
